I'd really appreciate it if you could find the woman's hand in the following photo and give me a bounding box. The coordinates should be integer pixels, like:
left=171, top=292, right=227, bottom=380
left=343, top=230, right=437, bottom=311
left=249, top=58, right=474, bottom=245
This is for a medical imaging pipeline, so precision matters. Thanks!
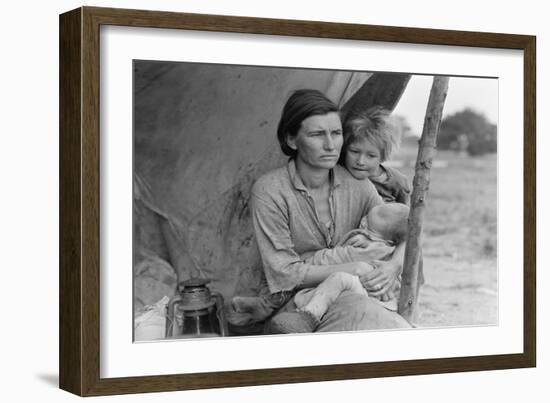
left=351, top=261, right=376, bottom=277
left=342, top=234, right=369, bottom=248
left=359, top=259, right=400, bottom=297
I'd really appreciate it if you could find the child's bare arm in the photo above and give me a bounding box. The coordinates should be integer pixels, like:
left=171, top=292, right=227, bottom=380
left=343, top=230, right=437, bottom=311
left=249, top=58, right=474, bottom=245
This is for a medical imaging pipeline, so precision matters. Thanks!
left=300, top=244, right=371, bottom=267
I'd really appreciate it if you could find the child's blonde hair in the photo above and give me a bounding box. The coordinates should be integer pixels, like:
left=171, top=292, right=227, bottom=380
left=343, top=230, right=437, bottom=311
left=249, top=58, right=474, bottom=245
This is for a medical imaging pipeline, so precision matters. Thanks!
left=341, top=106, right=400, bottom=162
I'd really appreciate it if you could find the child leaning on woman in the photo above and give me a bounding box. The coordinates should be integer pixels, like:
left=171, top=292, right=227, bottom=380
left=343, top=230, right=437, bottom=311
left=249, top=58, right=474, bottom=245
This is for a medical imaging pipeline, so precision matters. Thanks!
left=232, top=106, right=414, bottom=333
left=342, top=106, right=411, bottom=204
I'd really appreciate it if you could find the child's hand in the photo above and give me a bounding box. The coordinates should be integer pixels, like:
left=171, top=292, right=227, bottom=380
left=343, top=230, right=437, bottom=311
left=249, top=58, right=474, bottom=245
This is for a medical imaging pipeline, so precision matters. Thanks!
left=343, top=234, right=369, bottom=248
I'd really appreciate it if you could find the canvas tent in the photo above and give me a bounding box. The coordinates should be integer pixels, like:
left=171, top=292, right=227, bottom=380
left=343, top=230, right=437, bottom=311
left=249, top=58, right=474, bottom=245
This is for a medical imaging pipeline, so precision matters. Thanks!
left=133, top=61, right=411, bottom=329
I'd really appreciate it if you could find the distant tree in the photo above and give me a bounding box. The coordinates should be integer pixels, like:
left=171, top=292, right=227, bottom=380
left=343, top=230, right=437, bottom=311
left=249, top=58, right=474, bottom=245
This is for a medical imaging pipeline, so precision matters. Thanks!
left=390, top=114, right=412, bottom=138
left=437, top=108, right=497, bottom=156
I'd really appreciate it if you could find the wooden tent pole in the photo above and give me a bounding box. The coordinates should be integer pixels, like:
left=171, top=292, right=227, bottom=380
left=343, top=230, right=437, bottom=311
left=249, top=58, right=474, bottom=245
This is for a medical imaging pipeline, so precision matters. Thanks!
left=398, top=76, right=450, bottom=324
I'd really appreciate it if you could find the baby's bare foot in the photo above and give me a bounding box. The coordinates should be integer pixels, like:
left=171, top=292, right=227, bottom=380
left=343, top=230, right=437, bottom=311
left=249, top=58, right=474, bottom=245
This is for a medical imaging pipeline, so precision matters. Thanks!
left=231, top=296, right=273, bottom=321
left=232, top=296, right=261, bottom=313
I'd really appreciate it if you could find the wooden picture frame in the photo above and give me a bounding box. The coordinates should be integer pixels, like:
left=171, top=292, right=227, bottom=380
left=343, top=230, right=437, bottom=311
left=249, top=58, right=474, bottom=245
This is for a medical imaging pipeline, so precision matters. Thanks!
left=59, top=6, right=536, bottom=396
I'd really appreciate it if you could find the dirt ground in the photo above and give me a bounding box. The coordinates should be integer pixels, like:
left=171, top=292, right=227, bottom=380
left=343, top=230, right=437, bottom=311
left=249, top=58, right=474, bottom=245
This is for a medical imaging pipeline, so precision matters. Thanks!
left=393, top=145, right=498, bottom=328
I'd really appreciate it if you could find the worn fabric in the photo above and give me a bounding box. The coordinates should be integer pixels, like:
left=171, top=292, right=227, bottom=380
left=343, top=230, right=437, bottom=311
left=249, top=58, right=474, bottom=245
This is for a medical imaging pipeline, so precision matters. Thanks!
left=132, top=62, right=412, bottom=334
left=251, top=160, right=383, bottom=293
left=265, top=310, right=321, bottom=334
left=268, top=290, right=411, bottom=333
left=305, top=230, right=395, bottom=266
left=133, top=62, right=379, bottom=311
left=230, top=235, right=395, bottom=323
left=301, top=231, right=400, bottom=311
left=369, top=164, right=411, bottom=204
left=317, top=291, right=411, bottom=331
left=294, top=272, right=367, bottom=320
left=231, top=290, right=296, bottom=322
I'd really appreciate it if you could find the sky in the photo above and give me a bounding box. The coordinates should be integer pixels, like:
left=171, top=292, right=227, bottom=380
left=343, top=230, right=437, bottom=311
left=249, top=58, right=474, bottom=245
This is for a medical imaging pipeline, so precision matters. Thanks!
left=392, top=75, right=498, bottom=135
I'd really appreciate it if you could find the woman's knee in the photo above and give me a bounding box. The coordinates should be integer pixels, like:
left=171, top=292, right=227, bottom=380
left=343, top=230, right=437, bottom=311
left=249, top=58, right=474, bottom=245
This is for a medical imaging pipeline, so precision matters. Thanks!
left=317, top=291, right=411, bottom=332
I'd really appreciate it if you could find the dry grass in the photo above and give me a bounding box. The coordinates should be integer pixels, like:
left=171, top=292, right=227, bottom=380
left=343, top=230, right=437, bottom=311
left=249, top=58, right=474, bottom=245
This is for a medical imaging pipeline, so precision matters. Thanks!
left=393, top=144, right=498, bottom=327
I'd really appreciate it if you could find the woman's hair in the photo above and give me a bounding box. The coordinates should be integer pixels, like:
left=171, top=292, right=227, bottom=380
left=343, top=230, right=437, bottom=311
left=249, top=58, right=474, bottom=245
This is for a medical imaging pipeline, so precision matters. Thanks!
left=341, top=106, right=400, bottom=163
left=277, top=89, right=339, bottom=158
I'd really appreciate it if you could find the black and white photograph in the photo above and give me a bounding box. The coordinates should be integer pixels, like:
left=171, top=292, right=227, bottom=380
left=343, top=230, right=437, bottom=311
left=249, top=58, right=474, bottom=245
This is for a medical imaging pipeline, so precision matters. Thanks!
left=2, top=0, right=546, bottom=399
left=132, top=60, right=498, bottom=341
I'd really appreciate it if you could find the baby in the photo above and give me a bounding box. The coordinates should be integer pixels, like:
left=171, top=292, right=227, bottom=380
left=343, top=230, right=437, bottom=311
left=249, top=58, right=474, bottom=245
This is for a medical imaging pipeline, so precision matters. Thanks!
left=233, top=203, right=409, bottom=333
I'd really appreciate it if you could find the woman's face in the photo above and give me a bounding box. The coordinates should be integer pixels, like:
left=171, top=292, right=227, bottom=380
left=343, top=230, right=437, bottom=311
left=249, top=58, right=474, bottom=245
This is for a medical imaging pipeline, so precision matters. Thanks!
left=287, top=112, right=343, bottom=170
left=344, top=137, right=382, bottom=180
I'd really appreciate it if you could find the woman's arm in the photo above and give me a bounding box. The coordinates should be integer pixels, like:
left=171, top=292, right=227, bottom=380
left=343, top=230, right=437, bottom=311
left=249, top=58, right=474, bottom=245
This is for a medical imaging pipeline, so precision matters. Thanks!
left=251, top=189, right=371, bottom=292
left=300, top=235, right=404, bottom=293
left=300, top=261, right=374, bottom=288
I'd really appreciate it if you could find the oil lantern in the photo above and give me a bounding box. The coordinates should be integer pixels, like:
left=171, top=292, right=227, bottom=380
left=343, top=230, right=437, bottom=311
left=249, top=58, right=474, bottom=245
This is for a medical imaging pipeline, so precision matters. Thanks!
left=165, top=278, right=228, bottom=338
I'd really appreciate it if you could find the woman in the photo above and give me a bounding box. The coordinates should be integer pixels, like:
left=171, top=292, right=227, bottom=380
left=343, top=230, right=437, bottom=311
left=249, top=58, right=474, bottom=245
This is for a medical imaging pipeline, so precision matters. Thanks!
left=251, top=89, right=410, bottom=332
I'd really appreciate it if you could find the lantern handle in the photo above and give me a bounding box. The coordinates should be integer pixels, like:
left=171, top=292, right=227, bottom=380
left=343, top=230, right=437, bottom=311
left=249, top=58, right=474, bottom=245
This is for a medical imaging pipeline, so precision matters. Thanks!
left=212, top=292, right=228, bottom=337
